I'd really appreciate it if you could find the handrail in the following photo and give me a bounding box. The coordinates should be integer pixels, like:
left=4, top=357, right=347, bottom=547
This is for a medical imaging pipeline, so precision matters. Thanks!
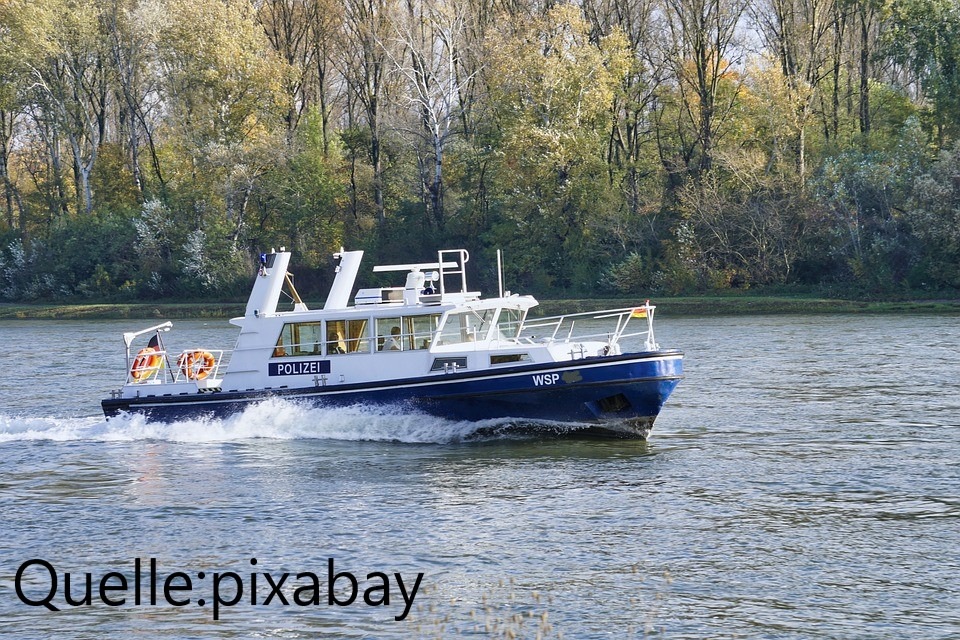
left=126, top=348, right=167, bottom=384
left=172, top=349, right=226, bottom=383
left=518, top=303, right=658, bottom=351
left=437, top=249, right=469, bottom=296
left=126, top=348, right=228, bottom=384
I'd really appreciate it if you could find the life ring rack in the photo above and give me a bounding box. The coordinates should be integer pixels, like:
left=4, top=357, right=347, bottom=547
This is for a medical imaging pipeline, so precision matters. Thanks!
left=177, top=350, right=218, bottom=380
left=130, top=347, right=163, bottom=382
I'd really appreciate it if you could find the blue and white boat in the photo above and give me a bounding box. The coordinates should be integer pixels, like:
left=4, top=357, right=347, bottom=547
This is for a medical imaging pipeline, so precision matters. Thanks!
left=102, top=248, right=683, bottom=438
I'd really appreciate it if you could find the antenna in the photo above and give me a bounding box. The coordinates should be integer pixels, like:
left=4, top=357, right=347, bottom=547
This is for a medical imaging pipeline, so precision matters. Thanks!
left=497, top=249, right=504, bottom=298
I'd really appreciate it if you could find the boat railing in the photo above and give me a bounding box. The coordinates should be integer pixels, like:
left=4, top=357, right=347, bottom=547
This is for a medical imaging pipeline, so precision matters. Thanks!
left=171, top=349, right=226, bottom=384
left=126, top=348, right=168, bottom=384
left=126, top=348, right=228, bottom=385
left=518, top=304, right=658, bottom=351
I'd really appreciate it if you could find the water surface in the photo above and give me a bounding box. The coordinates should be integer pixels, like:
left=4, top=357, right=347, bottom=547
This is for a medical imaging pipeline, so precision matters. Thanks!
left=1, top=314, right=958, bottom=638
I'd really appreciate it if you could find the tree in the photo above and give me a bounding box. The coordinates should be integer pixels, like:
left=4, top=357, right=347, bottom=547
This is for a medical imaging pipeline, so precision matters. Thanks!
left=257, top=0, right=343, bottom=149
left=254, top=110, right=346, bottom=267
left=753, top=0, right=837, bottom=183
left=337, top=0, right=402, bottom=225
left=102, top=0, right=163, bottom=202
left=485, top=3, right=630, bottom=290
left=676, top=164, right=810, bottom=287
left=152, top=0, right=286, bottom=244
left=902, top=142, right=960, bottom=287
left=5, top=0, right=111, bottom=217
left=853, top=0, right=882, bottom=137
left=0, top=0, right=30, bottom=230
left=387, top=0, right=474, bottom=231
left=660, top=0, right=749, bottom=180
left=882, top=0, right=960, bottom=148
left=584, top=0, right=668, bottom=229
left=813, top=119, right=926, bottom=284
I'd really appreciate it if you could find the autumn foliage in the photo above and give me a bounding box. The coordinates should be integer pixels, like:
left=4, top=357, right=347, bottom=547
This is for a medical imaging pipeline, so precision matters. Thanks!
left=0, top=0, right=958, bottom=301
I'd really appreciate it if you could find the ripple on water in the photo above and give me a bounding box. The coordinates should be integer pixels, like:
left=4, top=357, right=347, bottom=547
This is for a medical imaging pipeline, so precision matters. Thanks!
left=1, top=315, right=959, bottom=637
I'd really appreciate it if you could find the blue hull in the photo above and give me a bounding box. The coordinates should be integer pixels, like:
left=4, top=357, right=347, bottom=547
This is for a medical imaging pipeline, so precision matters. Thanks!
left=101, top=350, right=683, bottom=438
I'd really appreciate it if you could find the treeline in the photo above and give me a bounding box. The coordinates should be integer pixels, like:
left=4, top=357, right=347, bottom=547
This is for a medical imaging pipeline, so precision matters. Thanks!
left=0, top=0, right=959, bottom=302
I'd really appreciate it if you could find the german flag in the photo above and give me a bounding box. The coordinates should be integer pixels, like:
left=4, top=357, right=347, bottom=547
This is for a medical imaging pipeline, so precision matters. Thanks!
left=631, top=302, right=650, bottom=318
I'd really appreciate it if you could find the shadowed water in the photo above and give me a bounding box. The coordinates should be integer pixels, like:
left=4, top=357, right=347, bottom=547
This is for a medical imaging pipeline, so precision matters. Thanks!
left=0, top=314, right=958, bottom=638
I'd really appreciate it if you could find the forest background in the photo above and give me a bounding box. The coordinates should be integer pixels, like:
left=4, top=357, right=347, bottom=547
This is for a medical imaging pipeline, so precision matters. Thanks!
left=1, top=0, right=959, bottom=304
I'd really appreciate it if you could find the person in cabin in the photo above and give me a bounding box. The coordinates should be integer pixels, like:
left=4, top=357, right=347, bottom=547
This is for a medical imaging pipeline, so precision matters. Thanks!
left=327, top=326, right=345, bottom=354
left=386, top=326, right=402, bottom=351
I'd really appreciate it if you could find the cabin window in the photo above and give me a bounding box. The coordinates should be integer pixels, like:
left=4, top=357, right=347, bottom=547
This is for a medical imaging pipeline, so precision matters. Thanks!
left=435, top=309, right=494, bottom=346
left=490, top=353, right=530, bottom=366
left=326, top=319, right=369, bottom=354
left=407, top=314, right=440, bottom=350
left=376, top=314, right=441, bottom=351
left=273, top=321, right=324, bottom=357
left=376, top=317, right=403, bottom=351
left=495, top=308, right=524, bottom=341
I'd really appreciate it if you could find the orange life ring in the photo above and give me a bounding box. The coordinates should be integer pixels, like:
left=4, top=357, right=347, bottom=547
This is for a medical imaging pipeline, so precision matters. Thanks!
left=178, top=350, right=216, bottom=380
left=130, top=347, right=162, bottom=381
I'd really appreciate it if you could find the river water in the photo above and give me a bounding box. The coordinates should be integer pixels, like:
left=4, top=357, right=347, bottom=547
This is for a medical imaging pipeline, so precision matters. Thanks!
left=0, top=314, right=958, bottom=638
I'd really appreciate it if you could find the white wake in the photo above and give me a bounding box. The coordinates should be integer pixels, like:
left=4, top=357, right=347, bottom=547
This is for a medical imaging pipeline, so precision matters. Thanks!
left=0, top=398, right=586, bottom=444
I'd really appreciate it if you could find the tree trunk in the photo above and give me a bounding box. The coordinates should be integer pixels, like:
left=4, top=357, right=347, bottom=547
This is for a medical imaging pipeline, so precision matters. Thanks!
left=432, top=132, right=444, bottom=230
left=371, top=130, right=385, bottom=225
left=0, top=111, right=15, bottom=228
left=798, top=123, right=806, bottom=186
left=858, top=2, right=871, bottom=136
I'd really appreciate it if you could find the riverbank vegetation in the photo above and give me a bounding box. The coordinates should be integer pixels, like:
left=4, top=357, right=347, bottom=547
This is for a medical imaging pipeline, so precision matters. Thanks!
left=3, top=295, right=958, bottom=320
left=1, top=0, right=959, bottom=305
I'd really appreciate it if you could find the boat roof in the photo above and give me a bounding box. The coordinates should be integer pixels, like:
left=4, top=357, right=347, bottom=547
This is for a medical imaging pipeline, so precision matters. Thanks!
left=230, top=248, right=538, bottom=327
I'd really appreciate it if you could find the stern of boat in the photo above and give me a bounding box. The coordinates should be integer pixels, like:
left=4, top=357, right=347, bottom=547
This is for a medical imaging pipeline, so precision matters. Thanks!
left=103, top=321, right=228, bottom=416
